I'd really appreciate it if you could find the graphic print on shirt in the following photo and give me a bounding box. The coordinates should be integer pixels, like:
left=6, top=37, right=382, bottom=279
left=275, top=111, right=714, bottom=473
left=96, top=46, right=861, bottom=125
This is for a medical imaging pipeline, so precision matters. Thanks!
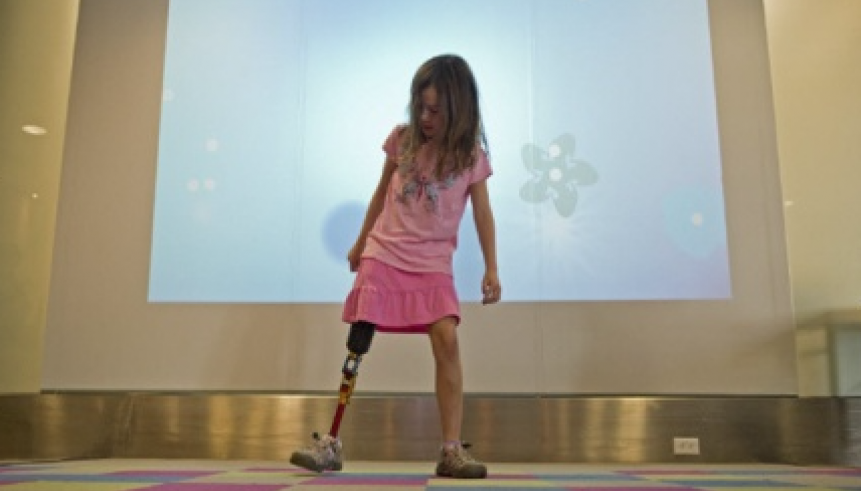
left=395, top=158, right=457, bottom=214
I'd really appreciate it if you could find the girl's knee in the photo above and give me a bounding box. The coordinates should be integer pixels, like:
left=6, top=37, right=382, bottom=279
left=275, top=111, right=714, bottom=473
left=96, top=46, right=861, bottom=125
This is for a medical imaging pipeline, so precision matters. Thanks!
left=430, top=317, right=460, bottom=360
left=430, top=317, right=458, bottom=340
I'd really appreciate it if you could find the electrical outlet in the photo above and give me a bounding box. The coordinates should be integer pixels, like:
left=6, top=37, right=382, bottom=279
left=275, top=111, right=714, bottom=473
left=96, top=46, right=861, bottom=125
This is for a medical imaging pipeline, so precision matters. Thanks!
left=673, top=437, right=700, bottom=455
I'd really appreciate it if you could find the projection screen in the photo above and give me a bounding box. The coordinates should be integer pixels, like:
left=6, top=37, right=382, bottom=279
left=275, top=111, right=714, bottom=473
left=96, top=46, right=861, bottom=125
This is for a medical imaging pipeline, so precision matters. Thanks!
left=149, top=0, right=730, bottom=303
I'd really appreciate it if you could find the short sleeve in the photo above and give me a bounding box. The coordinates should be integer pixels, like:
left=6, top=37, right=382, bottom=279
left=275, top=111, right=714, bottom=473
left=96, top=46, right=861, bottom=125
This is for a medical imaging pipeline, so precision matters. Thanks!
left=382, top=125, right=406, bottom=161
left=469, top=148, right=492, bottom=185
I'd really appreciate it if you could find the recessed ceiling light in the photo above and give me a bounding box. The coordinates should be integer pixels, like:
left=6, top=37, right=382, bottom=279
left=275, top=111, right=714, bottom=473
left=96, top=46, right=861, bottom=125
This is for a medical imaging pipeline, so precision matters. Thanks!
left=22, top=125, right=47, bottom=135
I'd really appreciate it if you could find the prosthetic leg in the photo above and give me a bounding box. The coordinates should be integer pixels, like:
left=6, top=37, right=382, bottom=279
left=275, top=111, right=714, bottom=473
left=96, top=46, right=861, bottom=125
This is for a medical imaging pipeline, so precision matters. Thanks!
left=329, top=321, right=376, bottom=437
left=290, top=321, right=376, bottom=472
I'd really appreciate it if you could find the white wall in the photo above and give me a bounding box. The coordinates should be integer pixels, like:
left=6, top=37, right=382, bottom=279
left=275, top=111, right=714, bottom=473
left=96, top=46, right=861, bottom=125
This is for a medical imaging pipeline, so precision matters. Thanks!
left=41, top=0, right=797, bottom=394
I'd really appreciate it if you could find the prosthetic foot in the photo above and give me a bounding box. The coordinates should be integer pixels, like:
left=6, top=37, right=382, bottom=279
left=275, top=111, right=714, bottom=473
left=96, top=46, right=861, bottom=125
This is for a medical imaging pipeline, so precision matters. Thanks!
left=289, top=321, right=376, bottom=472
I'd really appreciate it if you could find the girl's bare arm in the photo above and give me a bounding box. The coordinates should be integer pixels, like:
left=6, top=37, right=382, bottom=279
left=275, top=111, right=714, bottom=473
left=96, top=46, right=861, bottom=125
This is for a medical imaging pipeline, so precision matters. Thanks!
left=348, top=158, right=398, bottom=271
left=469, top=179, right=501, bottom=304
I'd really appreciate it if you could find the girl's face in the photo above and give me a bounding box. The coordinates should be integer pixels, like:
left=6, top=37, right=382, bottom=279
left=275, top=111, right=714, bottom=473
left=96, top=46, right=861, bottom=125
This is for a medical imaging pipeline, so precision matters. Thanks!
left=419, top=86, right=442, bottom=141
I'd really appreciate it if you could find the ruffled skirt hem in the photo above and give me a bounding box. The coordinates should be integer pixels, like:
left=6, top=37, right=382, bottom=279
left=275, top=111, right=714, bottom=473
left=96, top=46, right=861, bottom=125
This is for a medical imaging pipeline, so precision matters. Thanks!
left=341, top=259, right=460, bottom=334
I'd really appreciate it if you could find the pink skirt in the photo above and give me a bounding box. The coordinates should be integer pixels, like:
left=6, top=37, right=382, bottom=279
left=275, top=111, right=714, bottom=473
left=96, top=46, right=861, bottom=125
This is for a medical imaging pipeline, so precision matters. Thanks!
left=342, top=258, right=460, bottom=334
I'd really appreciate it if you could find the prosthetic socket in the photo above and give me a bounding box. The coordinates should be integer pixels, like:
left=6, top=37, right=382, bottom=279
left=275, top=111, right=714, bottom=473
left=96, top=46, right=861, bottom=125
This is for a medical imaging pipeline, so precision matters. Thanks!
left=328, top=321, right=376, bottom=438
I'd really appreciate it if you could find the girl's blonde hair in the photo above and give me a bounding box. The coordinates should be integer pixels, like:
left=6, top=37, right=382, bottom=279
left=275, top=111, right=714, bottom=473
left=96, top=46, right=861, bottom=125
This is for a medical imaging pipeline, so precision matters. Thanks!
left=401, top=54, right=488, bottom=180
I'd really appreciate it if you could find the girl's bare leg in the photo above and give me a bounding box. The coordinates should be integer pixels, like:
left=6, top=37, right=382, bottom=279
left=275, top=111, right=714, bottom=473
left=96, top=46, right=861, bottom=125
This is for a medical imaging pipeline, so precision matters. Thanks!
left=428, top=316, right=462, bottom=442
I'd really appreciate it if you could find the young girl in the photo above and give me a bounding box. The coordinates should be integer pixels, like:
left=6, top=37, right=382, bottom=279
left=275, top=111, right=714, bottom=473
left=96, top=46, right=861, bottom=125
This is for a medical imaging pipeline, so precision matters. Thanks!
left=291, top=54, right=500, bottom=479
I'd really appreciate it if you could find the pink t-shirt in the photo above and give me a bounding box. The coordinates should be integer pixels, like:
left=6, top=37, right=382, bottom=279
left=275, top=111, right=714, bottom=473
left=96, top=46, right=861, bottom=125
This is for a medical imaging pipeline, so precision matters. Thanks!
left=362, top=126, right=492, bottom=275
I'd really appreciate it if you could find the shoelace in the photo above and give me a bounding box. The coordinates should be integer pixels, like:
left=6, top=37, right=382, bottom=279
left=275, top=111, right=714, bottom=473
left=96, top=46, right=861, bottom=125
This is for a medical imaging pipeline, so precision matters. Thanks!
left=303, top=433, right=327, bottom=452
left=446, top=442, right=479, bottom=465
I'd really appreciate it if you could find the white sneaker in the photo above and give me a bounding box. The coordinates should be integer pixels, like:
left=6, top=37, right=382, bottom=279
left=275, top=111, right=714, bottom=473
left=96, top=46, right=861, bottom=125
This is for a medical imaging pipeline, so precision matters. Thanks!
left=435, top=442, right=487, bottom=479
left=289, top=432, right=343, bottom=472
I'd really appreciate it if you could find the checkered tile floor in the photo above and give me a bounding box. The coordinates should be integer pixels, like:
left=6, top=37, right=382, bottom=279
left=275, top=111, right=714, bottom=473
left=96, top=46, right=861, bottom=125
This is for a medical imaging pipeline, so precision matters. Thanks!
left=0, top=459, right=859, bottom=490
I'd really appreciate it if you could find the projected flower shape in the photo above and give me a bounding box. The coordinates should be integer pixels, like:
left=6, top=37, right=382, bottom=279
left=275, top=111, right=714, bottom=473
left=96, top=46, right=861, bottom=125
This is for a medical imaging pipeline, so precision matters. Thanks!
left=520, top=133, right=597, bottom=217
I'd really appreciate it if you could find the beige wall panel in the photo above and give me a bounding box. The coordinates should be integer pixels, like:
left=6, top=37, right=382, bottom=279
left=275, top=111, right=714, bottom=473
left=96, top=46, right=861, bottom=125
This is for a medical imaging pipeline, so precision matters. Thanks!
left=0, top=0, right=79, bottom=393
left=43, top=0, right=796, bottom=394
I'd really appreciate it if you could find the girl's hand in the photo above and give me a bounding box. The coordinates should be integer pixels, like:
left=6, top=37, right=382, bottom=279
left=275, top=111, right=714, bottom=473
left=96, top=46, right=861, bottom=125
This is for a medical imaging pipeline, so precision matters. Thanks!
left=347, top=242, right=364, bottom=272
left=481, top=270, right=501, bottom=305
